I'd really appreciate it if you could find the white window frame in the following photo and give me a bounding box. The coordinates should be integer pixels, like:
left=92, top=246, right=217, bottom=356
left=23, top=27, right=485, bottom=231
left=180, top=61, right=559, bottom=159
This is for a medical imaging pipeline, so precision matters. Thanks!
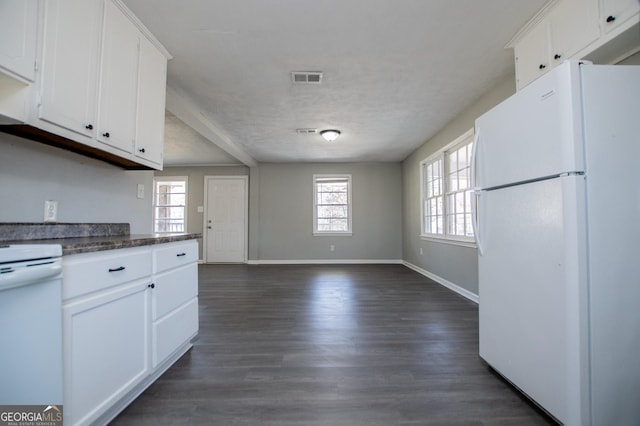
left=420, top=128, right=476, bottom=247
left=153, top=176, right=188, bottom=234
left=313, top=174, right=353, bottom=236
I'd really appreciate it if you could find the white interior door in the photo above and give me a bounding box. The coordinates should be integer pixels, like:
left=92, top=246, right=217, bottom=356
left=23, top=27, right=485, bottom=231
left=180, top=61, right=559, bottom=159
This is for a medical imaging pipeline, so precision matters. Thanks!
left=204, top=177, right=247, bottom=263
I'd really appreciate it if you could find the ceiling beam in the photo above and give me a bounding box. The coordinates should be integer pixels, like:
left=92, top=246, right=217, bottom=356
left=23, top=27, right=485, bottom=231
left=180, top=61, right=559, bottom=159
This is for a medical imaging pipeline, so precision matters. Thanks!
left=165, top=86, right=258, bottom=167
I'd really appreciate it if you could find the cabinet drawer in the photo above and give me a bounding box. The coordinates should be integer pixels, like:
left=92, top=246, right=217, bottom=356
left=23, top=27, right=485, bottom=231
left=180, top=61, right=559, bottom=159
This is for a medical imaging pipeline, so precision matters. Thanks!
left=152, top=264, right=198, bottom=320
left=154, top=240, right=198, bottom=273
left=63, top=247, right=152, bottom=300
left=152, top=297, right=198, bottom=368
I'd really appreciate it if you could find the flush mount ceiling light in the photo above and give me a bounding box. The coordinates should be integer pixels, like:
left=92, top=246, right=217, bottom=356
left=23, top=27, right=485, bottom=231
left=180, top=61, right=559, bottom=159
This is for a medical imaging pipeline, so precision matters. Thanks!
left=320, top=129, right=341, bottom=142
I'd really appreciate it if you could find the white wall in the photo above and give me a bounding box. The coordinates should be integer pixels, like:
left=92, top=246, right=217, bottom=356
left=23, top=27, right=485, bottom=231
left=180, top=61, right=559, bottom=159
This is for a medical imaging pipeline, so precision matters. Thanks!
left=0, top=133, right=153, bottom=233
left=617, top=50, right=640, bottom=65
left=255, top=162, right=402, bottom=262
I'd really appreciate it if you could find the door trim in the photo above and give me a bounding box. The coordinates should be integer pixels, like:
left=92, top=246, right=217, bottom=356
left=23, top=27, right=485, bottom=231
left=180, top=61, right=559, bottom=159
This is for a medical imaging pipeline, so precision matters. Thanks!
left=202, top=176, right=249, bottom=263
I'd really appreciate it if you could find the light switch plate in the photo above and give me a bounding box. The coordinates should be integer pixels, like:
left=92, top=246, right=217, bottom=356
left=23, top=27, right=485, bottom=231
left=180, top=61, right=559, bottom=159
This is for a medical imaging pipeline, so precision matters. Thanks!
left=197, top=206, right=204, bottom=213
left=137, top=184, right=144, bottom=199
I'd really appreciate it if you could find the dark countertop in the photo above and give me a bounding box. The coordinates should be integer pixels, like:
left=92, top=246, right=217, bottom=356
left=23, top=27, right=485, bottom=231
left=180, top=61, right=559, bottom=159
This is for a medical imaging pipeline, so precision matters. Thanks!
left=0, top=223, right=201, bottom=255
left=5, top=233, right=202, bottom=255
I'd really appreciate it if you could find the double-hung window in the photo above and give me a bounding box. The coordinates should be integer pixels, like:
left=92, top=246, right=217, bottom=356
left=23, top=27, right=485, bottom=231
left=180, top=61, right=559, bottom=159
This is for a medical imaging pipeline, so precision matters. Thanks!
left=313, top=174, right=352, bottom=236
left=421, top=129, right=475, bottom=244
left=153, top=177, right=187, bottom=233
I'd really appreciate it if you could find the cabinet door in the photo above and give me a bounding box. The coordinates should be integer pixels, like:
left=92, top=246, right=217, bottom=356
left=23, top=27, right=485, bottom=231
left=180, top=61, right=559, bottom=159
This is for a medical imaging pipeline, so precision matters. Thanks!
left=134, top=36, right=167, bottom=166
left=600, top=0, right=640, bottom=33
left=152, top=297, right=198, bottom=368
left=96, top=0, right=140, bottom=153
left=514, top=19, right=550, bottom=90
left=153, top=264, right=198, bottom=320
left=63, top=281, right=149, bottom=426
left=39, top=0, right=102, bottom=137
left=0, top=0, right=38, bottom=82
left=549, top=0, right=600, bottom=61
left=151, top=260, right=198, bottom=368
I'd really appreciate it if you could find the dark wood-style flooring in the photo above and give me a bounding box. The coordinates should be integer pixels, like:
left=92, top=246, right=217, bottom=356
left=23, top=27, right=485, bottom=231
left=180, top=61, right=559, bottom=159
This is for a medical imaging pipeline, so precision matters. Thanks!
left=111, top=264, right=555, bottom=425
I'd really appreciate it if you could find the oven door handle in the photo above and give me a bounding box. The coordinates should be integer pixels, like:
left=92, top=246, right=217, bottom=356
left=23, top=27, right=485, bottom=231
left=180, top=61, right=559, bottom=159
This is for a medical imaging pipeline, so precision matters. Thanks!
left=0, top=259, right=62, bottom=291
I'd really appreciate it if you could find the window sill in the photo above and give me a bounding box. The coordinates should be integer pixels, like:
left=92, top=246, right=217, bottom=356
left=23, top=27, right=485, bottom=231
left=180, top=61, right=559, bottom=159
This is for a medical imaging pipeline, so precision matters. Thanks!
left=420, top=235, right=476, bottom=248
left=313, top=232, right=353, bottom=237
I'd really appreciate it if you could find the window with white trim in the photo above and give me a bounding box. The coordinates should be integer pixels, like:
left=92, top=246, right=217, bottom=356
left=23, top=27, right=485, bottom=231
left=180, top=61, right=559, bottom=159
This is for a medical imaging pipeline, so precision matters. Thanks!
left=421, top=129, right=474, bottom=243
left=153, top=177, right=187, bottom=233
left=313, top=174, right=352, bottom=236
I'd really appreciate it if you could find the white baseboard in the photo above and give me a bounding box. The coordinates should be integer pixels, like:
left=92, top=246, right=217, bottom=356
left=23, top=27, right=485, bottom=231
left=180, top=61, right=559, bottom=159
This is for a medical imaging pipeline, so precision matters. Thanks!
left=403, top=261, right=478, bottom=304
left=246, top=259, right=403, bottom=265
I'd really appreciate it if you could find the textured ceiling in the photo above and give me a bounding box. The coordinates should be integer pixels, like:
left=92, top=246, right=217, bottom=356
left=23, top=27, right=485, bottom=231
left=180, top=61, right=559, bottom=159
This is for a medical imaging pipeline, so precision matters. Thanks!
left=163, top=112, right=242, bottom=166
left=123, top=0, right=548, bottom=165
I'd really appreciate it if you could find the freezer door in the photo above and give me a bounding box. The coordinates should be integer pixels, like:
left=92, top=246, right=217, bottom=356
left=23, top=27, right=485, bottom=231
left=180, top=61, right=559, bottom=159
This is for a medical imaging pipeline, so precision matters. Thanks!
left=478, top=175, right=587, bottom=424
left=474, top=61, right=585, bottom=190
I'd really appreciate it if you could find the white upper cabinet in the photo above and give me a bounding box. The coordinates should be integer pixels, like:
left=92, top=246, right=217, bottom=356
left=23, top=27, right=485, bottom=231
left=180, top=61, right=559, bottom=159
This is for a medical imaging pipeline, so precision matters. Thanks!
left=0, top=0, right=38, bottom=82
left=600, top=0, right=640, bottom=33
left=135, top=36, right=167, bottom=167
left=514, top=21, right=552, bottom=91
left=96, top=0, right=140, bottom=154
left=39, top=0, right=102, bottom=138
left=510, top=0, right=639, bottom=90
left=8, top=0, right=170, bottom=169
left=549, top=0, right=600, bottom=62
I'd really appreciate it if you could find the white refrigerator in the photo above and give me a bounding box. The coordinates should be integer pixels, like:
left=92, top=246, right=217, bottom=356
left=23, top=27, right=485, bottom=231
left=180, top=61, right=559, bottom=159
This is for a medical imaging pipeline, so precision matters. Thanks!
left=473, top=61, right=640, bottom=425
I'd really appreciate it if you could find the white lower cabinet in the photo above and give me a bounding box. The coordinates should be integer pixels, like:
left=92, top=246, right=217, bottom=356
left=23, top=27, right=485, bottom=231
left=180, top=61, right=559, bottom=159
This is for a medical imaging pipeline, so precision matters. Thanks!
left=153, top=297, right=198, bottom=368
left=63, top=280, right=150, bottom=426
left=151, top=240, right=199, bottom=368
left=62, top=240, right=198, bottom=426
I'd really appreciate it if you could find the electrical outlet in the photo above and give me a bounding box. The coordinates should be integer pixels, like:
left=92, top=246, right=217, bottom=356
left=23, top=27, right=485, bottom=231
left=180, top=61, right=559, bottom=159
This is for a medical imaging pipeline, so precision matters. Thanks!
left=420, top=247, right=423, bottom=255
left=330, top=245, right=335, bottom=252
left=44, top=200, right=58, bottom=222
left=137, top=184, right=145, bottom=199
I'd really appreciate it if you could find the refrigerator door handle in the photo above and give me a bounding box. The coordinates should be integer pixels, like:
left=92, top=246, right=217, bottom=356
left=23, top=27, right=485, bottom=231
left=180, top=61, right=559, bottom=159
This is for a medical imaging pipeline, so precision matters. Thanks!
left=470, top=127, right=480, bottom=191
left=470, top=128, right=483, bottom=255
left=471, top=190, right=484, bottom=256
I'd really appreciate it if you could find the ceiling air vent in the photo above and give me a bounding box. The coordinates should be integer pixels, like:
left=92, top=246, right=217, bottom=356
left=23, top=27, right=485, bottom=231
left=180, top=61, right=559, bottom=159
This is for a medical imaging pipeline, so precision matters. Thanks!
left=296, top=128, right=318, bottom=135
left=291, top=71, right=323, bottom=84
